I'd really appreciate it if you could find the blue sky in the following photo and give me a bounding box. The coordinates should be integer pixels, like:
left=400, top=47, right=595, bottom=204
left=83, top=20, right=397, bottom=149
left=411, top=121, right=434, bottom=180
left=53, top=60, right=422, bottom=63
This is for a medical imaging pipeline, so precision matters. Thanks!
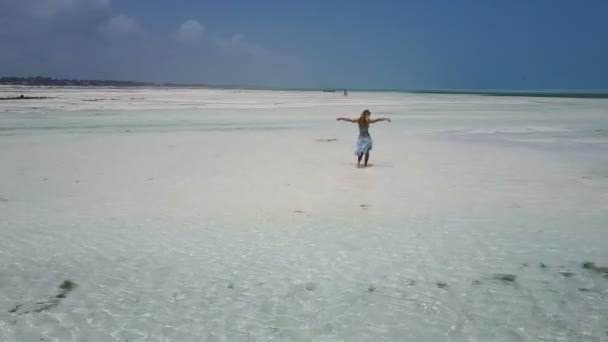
left=1, top=0, right=607, bottom=89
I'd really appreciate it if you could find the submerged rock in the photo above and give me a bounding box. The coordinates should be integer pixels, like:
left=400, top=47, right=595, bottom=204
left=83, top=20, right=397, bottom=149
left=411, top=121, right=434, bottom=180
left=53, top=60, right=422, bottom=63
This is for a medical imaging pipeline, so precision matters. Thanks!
left=436, top=282, right=448, bottom=289
left=304, top=282, right=317, bottom=291
left=582, top=262, right=608, bottom=276
left=8, top=304, right=22, bottom=313
left=59, top=280, right=77, bottom=291
left=493, top=274, right=517, bottom=283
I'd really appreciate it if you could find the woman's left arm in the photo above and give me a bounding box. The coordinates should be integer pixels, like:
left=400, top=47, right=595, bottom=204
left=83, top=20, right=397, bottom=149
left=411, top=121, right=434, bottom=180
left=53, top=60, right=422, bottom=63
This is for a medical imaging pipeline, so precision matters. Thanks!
left=369, top=118, right=391, bottom=123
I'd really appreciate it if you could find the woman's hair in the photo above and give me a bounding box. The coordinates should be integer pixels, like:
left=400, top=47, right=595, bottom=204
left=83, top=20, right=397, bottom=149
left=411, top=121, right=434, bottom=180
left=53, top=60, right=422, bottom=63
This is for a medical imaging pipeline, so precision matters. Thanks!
left=358, top=109, right=371, bottom=125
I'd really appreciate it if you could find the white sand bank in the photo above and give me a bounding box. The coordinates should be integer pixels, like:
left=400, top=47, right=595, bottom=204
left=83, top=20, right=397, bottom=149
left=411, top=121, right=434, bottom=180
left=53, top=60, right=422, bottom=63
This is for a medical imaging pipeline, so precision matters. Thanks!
left=1, top=87, right=607, bottom=341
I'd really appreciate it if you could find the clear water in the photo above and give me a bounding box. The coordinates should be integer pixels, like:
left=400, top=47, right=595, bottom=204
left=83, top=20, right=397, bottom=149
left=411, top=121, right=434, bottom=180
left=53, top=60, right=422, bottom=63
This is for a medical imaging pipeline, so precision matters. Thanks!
left=1, top=87, right=607, bottom=341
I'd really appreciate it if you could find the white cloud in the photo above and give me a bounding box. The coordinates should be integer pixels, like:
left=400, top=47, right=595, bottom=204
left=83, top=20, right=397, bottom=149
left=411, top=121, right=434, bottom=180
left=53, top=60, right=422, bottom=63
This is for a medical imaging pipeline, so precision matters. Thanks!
left=100, top=14, right=143, bottom=37
left=176, top=20, right=205, bottom=43
left=216, top=33, right=271, bottom=57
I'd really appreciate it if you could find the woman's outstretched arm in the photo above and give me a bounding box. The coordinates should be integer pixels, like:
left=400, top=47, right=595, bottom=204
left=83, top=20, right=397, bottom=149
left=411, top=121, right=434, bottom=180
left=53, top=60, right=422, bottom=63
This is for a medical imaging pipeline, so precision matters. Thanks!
left=336, top=117, right=356, bottom=123
left=369, top=118, right=391, bottom=123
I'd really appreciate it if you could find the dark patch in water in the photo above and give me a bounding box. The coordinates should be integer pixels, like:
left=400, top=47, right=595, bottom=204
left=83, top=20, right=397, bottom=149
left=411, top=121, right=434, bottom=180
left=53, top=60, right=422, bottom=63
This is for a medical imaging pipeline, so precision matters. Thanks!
left=0, top=95, right=52, bottom=101
left=367, top=284, right=376, bottom=293
left=59, top=280, right=76, bottom=291
left=0, top=197, right=7, bottom=202
left=408, top=280, right=417, bottom=286
left=521, top=263, right=529, bottom=268
left=560, top=272, right=574, bottom=278
left=305, top=282, right=316, bottom=291
left=8, top=280, right=77, bottom=315
left=539, top=262, right=548, bottom=269
left=436, top=282, right=448, bottom=289
left=578, top=288, right=590, bottom=292
left=493, top=274, right=517, bottom=283
left=227, top=283, right=234, bottom=289
left=472, top=280, right=483, bottom=285
left=360, top=204, right=369, bottom=209
left=582, top=261, right=596, bottom=270
left=8, top=304, right=22, bottom=313
left=580, top=261, right=608, bottom=276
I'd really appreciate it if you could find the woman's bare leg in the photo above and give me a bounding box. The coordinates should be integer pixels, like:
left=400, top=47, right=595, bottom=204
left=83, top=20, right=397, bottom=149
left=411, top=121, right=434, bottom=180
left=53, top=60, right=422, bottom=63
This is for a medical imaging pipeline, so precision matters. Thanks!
left=357, top=153, right=363, bottom=167
left=364, top=152, right=370, bottom=166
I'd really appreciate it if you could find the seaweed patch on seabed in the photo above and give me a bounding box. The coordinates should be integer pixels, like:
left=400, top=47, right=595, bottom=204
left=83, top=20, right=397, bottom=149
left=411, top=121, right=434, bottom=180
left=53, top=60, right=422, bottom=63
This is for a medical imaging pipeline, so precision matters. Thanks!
left=8, top=280, right=77, bottom=315
left=492, top=274, right=517, bottom=284
left=436, top=282, right=449, bottom=289
left=582, top=262, right=608, bottom=277
left=305, top=282, right=317, bottom=291
left=0, top=95, right=52, bottom=101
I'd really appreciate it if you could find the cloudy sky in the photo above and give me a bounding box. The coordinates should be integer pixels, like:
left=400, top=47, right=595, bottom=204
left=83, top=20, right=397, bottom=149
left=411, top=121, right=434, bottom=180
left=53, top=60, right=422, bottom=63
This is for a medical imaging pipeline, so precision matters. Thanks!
left=1, top=0, right=607, bottom=89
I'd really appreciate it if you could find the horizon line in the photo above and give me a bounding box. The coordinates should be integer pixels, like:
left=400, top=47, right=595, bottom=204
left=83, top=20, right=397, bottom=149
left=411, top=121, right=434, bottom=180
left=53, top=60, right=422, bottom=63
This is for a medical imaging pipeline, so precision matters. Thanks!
left=1, top=76, right=608, bottom=98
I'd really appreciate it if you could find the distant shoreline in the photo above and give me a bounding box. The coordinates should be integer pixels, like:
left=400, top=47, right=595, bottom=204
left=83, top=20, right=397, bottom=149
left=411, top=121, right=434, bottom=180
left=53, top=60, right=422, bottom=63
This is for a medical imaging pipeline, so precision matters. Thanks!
left=1, top=77, right=608, bottom=99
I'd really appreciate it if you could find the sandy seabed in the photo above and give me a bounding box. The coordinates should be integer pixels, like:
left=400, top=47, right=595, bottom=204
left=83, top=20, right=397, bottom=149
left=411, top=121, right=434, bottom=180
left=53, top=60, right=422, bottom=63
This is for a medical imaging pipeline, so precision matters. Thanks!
left=1, top=86, right=608, bottom=341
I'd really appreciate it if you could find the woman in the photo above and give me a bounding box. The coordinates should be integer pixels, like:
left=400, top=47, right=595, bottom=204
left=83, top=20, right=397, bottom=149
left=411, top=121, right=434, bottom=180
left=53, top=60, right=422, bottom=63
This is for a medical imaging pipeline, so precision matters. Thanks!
left=337, top=109, right=391, bottom=168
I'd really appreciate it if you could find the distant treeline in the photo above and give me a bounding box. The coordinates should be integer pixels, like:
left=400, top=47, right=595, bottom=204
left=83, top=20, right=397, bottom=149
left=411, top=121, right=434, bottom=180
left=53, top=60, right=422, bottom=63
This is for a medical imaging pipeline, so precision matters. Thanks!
left=0, top=76, right=156, bottom=87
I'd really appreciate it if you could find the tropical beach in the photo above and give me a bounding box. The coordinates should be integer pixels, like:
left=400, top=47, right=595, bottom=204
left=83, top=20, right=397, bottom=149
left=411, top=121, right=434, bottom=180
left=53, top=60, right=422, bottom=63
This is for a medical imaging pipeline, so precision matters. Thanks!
left=1, top=87, right=607, bottom=341
left=2, top=0, right=608, bottom=340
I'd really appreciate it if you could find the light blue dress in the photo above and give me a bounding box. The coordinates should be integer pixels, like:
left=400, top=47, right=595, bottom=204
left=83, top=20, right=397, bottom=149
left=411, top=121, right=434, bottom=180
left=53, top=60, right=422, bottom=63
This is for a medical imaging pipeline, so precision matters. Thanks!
left=354, top=127, right=372, bottom=155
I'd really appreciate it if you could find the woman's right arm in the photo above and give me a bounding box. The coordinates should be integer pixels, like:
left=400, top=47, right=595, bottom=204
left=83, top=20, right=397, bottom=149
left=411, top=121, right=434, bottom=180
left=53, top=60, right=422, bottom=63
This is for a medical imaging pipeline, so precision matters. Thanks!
left=336, top=117, right=356, bottom=123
